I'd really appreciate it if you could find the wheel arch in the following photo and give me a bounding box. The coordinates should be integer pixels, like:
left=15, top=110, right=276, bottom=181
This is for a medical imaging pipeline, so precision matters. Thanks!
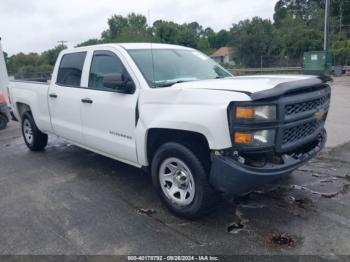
left=146, top=128, right=211, bottom=168
left=15, top=102, right=32, bottom=120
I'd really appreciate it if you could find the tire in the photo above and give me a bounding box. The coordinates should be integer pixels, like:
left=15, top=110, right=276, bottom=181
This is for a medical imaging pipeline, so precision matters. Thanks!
left=21, top=112, right=48, bottom=151
left=0, top=114, right=7, bottom=130
left=151, top=142, right=218, bottom=219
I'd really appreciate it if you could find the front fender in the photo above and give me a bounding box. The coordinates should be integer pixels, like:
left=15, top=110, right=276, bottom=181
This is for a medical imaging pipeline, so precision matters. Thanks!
left=135, top=104, right=233, bottom=166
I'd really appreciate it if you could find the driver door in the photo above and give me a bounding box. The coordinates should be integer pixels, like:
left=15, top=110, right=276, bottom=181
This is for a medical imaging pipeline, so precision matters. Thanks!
left=80, top=50, right=139, bottom=164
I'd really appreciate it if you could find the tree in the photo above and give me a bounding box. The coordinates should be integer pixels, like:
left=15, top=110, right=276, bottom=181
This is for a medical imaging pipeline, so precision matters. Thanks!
left=76, top=38, right=101, bottom=47
left=331, top=0, right=350, bottom=38
left=274, top=0, right=324, bottom=27
left=5, top=6, right=350, bottom=76
left=6, top=45, right=67, bottom=76
left=39, top=45, right=67, bottom=66
left=230, top=17, right=277, bottom=67
left=214, top=30, right=231, bottom=49
left=177, top=23, right=198, bottom=48
left=153, top=20, right=180, bottom=44
left=333, top=39, right=350, bottom=65
left=101, top=13, right=152, bottom=43
left=102, top=15, right=128, bottom=40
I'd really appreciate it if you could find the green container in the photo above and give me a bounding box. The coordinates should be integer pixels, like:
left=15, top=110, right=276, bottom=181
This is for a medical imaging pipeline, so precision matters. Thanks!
left=303, top=51, right=333, bottom=76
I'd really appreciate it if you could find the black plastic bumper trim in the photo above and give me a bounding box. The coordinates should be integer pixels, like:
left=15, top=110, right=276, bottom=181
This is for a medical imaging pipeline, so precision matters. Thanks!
left=209, top=130, right=326, bottom=196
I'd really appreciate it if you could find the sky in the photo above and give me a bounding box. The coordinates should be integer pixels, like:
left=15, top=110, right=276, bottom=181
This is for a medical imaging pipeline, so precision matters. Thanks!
left=0, top=0, right=278, bottom=55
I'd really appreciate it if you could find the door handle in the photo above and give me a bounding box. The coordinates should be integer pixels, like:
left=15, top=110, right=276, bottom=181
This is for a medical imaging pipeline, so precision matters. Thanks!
left=49, top=93, right=58, bottom=98
left=81, top=98, right=93, bottom=104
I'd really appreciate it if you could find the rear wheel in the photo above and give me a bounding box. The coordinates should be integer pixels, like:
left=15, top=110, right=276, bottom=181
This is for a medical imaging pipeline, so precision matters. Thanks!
left=151, top=142, right=218, bottom=219
left=0, top=114, right=7, bottom=130
left=21, top=112, right=48, bottom=151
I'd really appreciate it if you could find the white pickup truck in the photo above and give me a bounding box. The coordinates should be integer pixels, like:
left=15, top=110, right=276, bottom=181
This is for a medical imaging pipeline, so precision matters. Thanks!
left=7, top=43, right=330, bottom=218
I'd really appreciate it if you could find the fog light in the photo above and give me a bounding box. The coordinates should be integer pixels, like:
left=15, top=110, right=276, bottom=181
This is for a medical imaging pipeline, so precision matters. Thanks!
left=234, top=129, right=275, bottom=146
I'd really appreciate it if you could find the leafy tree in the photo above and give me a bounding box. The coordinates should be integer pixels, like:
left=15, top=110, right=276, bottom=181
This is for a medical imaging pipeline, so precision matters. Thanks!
left=230, top=17, right=276, bottom=67
left=333, top=38, right=350, bottom=64
left=76, top=38, right=102, bottom=47
left=5, top=4, right=350, bottom=76
left=6, top=45, right=66, bottom=76
left=101, top=13, right=152, bottom=43
left=214, top=30, right=231, bottom=49
left=274, top=0, right=323, bottom=27
left=177, top=23, right=198, bottom=48
left=102, top=15, right=128, bottom=40
left=153, top=20, right=180, bottom=44
left=275, top=15, right=323, bottom=59
left=39, top=45, right=67, bottom=66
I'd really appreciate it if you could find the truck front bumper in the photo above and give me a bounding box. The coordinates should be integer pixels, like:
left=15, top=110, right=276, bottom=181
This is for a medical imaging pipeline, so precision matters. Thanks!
left=209, top=130, right=326, bottom=196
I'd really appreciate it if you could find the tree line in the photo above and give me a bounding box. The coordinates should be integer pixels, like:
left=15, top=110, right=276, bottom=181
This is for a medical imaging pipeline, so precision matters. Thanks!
left=5, top=0, right=350, bottom=77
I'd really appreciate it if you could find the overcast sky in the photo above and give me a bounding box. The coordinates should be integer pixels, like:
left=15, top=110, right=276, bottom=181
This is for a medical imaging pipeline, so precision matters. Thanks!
left=0, top=0, right=278, bottom=55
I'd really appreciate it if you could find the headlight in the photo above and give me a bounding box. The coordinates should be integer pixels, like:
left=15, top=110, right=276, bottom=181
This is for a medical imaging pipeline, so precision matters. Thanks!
left=234, top=129, right=275, bottom=146
left=235, top=105, right=276, bottom=121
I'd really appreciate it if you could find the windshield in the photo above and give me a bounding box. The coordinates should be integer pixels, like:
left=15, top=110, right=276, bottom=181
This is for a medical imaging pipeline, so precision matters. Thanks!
left=128, top=49, right=232, bottom=87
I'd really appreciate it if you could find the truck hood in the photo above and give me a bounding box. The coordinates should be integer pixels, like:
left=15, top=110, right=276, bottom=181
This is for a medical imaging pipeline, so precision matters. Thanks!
left=172, top=75, right=322, bottom=98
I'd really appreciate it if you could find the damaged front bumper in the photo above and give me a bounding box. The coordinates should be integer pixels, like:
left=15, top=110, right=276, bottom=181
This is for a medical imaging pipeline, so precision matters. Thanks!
left=210, top=130, right=326, bottom=196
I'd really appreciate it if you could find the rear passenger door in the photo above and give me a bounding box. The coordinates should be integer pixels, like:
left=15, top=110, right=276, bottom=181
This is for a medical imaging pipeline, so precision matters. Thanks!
left=48, top=51, right=87, bottom=144
left=80, top=49, right=139, bottom=164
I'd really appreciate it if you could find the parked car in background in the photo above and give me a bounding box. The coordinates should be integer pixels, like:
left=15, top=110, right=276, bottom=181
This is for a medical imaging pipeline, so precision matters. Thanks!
left=0, top=93, right=9, bottom=130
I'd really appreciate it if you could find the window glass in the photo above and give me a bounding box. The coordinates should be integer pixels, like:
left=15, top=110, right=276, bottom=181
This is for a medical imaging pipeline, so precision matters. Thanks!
left=88, top=51, right=126, bottom=90
left=128, top=49, right=231, bottom=88
left=56, top=52, right=86, bottom=87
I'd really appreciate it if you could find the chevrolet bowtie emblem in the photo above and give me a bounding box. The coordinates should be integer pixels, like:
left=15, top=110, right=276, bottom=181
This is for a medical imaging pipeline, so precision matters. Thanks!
left=315, top=108, right=326, bottom=121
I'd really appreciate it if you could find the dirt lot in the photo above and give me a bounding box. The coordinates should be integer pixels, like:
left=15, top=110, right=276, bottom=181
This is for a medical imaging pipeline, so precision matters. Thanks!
left=0, top=77, right=350, bottom=259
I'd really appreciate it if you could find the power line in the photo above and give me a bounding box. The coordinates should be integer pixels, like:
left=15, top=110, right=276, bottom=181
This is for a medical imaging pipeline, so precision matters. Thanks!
left=57, top=40, right=67, bottom=47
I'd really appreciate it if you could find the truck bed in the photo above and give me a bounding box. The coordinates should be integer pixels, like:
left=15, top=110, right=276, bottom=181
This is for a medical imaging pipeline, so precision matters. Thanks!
left=9, top=80, right=53, bottom=134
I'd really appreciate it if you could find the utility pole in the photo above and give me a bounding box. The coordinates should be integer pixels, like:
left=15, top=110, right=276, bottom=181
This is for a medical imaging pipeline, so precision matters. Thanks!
left=57, top=40, right=67, bottom=48
left=323, top=0, right=330, bottom=51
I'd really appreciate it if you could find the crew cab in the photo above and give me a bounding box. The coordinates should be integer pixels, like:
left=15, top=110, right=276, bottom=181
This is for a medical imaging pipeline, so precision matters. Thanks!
left=7, top=43, right=330, bottom=218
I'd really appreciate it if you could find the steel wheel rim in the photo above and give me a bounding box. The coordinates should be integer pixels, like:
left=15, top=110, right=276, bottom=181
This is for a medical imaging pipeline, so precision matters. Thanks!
left=159, top=157, right=195, bottom=206
left=23, top=119, right=33, bottom=145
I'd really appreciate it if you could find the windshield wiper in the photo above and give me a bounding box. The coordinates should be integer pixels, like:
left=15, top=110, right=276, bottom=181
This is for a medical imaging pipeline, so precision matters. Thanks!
left=155, top=80, right=191, bottom=88
left=214, top=76, right=230, bottom=79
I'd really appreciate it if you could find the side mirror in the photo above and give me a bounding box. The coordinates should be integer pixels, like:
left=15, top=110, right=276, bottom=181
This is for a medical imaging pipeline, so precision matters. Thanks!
left=103, top=73, right=124, bottom=89
left=103, top=73, right=135, bottom=94
left=123, top=80, right=136, bottom=94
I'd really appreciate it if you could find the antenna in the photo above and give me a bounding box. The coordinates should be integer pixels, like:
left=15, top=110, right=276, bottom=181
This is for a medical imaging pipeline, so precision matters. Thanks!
left=148, top=9, right=156, bottom=88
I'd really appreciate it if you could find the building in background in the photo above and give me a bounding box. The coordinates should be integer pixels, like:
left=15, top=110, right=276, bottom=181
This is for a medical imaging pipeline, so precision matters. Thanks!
left=210, top=47, right=235, bottom=65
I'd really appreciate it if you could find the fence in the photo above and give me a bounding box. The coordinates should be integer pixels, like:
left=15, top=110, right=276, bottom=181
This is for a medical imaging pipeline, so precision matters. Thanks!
left=229, top=67, right=302, bottom=76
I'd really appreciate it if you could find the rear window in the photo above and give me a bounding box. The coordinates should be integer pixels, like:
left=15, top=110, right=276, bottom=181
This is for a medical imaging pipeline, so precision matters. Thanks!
left=56, top=52, right=86, bottom=87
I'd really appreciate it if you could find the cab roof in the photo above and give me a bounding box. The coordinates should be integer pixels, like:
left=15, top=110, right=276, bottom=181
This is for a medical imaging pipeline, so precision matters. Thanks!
left=69, top=43, right=193, bottom=52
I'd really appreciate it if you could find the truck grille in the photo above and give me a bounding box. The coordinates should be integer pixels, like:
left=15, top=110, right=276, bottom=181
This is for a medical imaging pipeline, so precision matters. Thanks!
left=282, top=120, right=323, bottom=145
left=285, top=94, right=330, bottom=116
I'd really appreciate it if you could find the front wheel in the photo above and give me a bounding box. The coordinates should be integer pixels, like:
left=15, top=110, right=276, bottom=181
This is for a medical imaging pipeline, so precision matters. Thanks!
left=151, top=142, right=218, bottom=219
left=21, top=112, right=48, bottom=151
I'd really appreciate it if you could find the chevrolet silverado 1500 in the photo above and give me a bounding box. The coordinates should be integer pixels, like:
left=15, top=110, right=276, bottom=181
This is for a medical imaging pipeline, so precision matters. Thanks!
left=7, top=43, right=330, bottom=218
